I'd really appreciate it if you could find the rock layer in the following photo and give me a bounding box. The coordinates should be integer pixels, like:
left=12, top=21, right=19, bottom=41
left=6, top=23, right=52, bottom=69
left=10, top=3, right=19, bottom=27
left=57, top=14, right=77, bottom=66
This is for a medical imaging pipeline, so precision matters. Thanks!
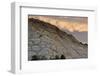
left=28, top=18, right=88, bottom=60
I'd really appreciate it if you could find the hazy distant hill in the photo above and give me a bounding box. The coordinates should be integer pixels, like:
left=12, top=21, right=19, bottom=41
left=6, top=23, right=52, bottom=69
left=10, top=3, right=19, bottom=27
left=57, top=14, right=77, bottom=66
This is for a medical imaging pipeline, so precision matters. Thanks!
left=70, top=31, right=87, bottom=44
left=28, top=18, right=88, bottom=60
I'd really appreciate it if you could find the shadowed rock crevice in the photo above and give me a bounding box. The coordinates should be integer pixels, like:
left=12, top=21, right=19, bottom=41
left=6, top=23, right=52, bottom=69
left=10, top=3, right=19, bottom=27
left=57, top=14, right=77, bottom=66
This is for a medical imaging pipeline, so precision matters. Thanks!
left=28, top=18, right=88, bottom=61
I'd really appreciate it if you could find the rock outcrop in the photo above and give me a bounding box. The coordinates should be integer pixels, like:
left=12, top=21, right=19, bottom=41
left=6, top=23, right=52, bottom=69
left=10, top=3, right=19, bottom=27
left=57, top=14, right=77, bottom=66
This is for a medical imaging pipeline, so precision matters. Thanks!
left=28, top=18, right=88, bottom=60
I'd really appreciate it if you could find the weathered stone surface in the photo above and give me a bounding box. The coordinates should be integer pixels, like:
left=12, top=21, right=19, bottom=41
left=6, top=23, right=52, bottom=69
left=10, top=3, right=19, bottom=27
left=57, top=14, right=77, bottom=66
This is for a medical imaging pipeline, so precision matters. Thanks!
left=32, top=46, right=41, bottom=51
left=28, top=51, right=36, bottom=60
left=28, top=18, right=88, bottom=60
left=31, top=39, right=40, bottom=44
left=28, top=41, right=33, bottom=45
left=28, top=46, right=32, bottom=51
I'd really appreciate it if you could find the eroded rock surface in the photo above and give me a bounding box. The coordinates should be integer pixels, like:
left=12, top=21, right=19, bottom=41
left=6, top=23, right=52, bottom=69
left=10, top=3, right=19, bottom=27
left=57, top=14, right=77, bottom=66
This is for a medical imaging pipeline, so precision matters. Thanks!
left=28, top=18, right=88, bottom=60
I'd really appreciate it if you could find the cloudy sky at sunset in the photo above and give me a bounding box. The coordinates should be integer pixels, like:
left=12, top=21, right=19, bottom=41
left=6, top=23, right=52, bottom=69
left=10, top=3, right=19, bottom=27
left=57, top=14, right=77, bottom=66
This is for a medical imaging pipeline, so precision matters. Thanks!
left=28, top=15, right=88, bottom=43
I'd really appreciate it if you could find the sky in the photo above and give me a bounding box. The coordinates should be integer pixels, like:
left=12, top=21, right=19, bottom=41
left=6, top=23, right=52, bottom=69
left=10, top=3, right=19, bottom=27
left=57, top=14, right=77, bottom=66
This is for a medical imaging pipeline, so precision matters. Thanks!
left=28, top=15, right=88, bottom=43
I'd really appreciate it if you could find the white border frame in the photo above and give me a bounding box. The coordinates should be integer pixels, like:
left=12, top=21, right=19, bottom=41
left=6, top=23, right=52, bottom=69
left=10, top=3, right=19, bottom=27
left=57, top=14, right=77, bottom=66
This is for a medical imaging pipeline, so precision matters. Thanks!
left=11, top=2, right=97, bottom=74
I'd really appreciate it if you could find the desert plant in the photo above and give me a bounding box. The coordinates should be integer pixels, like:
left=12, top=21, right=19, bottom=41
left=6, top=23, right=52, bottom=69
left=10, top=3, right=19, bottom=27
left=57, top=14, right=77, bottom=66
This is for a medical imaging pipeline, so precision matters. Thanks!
left=61, top=55, right=66, bottom=59
left=40, top=56, right=47, bottom=60
left=31, top=55, right=39, bottom=60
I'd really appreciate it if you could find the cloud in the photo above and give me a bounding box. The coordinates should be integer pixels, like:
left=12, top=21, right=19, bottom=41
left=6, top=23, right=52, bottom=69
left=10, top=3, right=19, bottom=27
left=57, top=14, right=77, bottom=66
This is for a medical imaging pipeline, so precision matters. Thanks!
left=29, top=16, right=88, bottom=32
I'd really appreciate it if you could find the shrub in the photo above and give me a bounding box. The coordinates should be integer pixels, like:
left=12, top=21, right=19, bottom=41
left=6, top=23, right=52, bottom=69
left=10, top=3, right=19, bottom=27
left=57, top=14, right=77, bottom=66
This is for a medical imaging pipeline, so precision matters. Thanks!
left=61, top=55, right=66, bottom=59
left=41, top=56, right=47, bottom=60
left=31, top=55, right=39, bottom=60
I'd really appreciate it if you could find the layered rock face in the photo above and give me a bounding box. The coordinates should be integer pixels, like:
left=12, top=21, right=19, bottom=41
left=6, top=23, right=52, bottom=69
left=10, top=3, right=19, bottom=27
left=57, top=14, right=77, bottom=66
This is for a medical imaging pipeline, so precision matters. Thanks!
left=28, top=18, right=88, bottom=60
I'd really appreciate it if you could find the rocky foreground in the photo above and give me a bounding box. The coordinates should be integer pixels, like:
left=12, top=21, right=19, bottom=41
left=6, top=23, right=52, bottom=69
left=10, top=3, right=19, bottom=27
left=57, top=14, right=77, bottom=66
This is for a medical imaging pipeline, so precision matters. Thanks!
left=28, top=18, right=88, bottom=60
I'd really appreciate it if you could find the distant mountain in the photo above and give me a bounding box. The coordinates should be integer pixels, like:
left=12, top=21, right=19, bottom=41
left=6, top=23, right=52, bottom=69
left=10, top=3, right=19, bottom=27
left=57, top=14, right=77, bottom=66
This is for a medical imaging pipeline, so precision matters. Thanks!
left=63, top=29, right=88, bottom=44
left=28, top=18, right=88, bottom=60
left=70, top=31, right=87, bottom=44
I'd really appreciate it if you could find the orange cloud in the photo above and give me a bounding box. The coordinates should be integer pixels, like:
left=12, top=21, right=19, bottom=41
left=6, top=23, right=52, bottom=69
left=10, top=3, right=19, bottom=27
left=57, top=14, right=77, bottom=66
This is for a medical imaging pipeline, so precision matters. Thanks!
left=29, top=16, right=88, bottom=32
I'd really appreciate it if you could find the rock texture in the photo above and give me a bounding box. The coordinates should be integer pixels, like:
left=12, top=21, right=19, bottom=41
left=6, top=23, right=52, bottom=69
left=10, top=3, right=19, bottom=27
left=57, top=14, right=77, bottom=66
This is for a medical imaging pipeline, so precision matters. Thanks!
left=28, top=18, right=88, bottom=60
